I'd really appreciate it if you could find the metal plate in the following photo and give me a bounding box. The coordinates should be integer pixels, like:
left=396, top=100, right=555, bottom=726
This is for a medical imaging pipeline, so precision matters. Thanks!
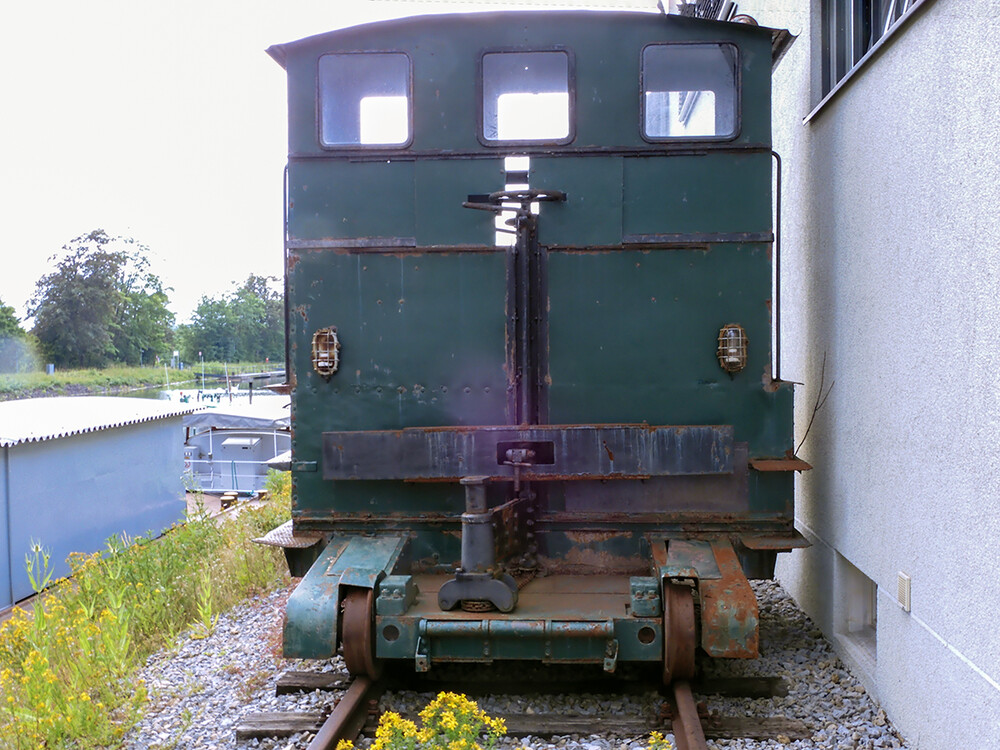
left=322, top=424, right=733, bottom=481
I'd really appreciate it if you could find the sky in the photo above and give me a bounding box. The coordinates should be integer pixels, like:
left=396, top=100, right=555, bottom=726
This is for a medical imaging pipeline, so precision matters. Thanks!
left=0, top=0, right=656, bottom=326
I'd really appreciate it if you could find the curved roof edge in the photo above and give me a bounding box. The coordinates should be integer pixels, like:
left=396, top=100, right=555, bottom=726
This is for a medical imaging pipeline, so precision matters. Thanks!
left=0, top=396, right=202, bottom=448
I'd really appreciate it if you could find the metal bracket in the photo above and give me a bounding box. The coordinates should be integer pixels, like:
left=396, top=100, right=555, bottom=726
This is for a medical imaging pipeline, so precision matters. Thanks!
left=630, top=576, right=662, bottom=617
left=376, top=575, right=418, bottom=616
left=415, top=633, right=430, bottom=673
left=648, top=537, right=757, bottom=658
left=603, top=638, right=620, bottom=673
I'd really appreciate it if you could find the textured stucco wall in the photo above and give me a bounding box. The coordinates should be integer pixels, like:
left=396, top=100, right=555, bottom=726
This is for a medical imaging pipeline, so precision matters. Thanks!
left=744, top=1, right=1000, bottom=747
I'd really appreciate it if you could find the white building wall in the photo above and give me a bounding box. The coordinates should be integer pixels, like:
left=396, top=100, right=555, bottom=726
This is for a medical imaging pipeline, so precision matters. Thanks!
left=742, top=1, right=1000, bottom=747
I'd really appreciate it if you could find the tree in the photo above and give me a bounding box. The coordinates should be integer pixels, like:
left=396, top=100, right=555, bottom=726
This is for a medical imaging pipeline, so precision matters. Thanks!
left=178, top=275, right=283, bottom=363
left=0, top=299, right=23, bottom=339
left=0, top=298, right=37, bottom=373
left=28, top=230, right=175, bottom=368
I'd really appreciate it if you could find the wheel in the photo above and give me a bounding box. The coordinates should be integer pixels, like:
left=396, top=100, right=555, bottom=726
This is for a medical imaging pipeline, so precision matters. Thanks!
left=663, top=581, right=696, bottom=684
left=341, top=588, right=382, bottom=679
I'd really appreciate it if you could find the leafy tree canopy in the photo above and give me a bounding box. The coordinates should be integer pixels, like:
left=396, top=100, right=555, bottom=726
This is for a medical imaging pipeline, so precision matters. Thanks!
left=0, top=299, right=24, bottom=339
left=28, top=230, right=175, bottom=368
left=178, top=274, right=283, bottom=364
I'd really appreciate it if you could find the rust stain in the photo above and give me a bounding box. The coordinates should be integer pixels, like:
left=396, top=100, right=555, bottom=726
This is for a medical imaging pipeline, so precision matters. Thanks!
left=562, top=546, right=640, bottom=573
left=564, top=530, right=626, bottom=544
left=761, top=363, right=779, bottom=393
left=602, top=440, right=615, bottom=462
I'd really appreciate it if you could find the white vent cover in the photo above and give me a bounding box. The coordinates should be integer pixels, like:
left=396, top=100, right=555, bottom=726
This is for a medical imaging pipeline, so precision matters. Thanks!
left=897, top=572, right=912, bottom=612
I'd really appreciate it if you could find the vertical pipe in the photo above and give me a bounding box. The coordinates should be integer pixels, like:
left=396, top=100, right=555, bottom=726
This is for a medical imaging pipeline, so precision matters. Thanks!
left=771, top=150, right=782, bottom=382
left=283, top=163, right=291, bottom=386
left=516, top=215, right=533, bottom=424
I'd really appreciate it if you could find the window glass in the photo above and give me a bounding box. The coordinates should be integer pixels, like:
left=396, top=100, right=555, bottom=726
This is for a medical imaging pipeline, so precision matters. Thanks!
left=482, top=51, right=570, bottom=143
left=642, top=44, right=738, bottom=140
left=319, top=53, right=410, bottom=147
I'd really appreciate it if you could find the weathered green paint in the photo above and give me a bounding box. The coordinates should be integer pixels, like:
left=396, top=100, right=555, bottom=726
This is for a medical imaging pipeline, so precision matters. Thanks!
left=376, top=615, right=662, bottom=665
left=272, top=10, right=794, bottom=667
left=622, top=153, right=773, bottom=237
left=284, top=535, right=408, bottom=658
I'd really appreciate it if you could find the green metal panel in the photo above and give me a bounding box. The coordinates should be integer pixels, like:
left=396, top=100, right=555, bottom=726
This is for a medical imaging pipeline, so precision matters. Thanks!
left=289, top=248, right=508, bottom=528
left=546, top=246, right=787, bottom=453
left=622, top=153, right=773, bottom=238
left=532, top=157, right=624, bottom=247
left=414, top=159, right=503, bottom=247
left=290, top=250, right=507, bottom=431
left=288, top=161, right=415, bottom=242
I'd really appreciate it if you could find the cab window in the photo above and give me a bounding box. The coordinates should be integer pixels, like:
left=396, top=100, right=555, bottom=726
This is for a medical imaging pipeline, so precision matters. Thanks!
left=319, top=52, right=411, bottom=147
left=481, top=51, right=572, bottom=144
left=641, top=43, right=738, bottom=140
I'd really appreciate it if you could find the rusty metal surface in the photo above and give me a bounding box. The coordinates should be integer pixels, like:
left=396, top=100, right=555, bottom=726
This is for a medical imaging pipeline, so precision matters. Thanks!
left=739, top=531, right=810, bottom=551
left=562, top=443, right=749, bottom=514
left=652, top=539, right=724, bottom=581
left=748, top=457, right=812, bottom=471
left=322, top=424, right=734, bottom=481
left=663, top=582, right=696, bottom=683
left=405, top=574, right=631, bottom=621
left=698, top=539, right=759, bottom=658
left=342, top=588, right=382, bottom=679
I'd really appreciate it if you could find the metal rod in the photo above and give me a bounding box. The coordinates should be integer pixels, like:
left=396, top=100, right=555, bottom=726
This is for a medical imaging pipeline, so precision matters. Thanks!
left=516, top=215, right=534, bottom=424
left=771, top=150, right=782, bottom=382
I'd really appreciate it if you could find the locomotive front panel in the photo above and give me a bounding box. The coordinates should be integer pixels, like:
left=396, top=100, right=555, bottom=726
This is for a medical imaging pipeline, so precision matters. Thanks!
left=268, top=11, right=804, bottom=678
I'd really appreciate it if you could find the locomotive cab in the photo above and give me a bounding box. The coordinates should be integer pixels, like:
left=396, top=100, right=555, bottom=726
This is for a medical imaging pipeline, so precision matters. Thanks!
left=263, top=10, right=805, bottom=682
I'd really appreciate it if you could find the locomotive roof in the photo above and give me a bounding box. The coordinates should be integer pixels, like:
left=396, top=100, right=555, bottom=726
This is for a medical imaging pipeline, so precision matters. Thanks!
left=266, top=11, right=792, bottom=70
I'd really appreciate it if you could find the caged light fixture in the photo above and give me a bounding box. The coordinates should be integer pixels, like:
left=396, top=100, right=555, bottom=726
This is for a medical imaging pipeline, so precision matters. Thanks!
left=311, top=326, right=341, bottom=378
left=717, top=323, right=748, bottom=373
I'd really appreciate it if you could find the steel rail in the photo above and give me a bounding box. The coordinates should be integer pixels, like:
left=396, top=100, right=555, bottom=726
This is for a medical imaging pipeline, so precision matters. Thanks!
left=306, top=676, right=379, bottom=750
left=670, top=680, right=709, bottom=750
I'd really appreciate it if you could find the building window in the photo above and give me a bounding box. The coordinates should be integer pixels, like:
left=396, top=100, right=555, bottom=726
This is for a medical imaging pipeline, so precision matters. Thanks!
left=822, top=0, right=920, bottom=95
left=318, top=52, right=411, bottom=147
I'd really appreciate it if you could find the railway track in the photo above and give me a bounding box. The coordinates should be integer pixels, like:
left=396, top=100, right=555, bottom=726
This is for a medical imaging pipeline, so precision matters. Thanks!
left=236, top=669, right=812, bottom=750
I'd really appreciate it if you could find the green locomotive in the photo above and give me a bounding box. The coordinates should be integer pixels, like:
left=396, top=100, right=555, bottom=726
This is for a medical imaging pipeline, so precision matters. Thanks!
left=265, top=10, right=803, bottom=682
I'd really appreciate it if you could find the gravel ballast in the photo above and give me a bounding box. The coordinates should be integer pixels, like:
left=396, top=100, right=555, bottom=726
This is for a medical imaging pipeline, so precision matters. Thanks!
left=123, top=581, right=909, bottom=750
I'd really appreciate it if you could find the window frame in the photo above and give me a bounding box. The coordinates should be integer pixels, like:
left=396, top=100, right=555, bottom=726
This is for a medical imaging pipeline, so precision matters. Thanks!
left=315, top=49, right=415, bottom=151
left=476, top=46, right=577, bottom=148
left=639, top=41, right=742, bottom=145
left=807, top=0, right=937, bottom=122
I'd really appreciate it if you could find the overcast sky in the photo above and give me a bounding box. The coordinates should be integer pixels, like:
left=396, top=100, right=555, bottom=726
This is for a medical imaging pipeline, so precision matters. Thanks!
left=0, top=1, right=655, bottom=325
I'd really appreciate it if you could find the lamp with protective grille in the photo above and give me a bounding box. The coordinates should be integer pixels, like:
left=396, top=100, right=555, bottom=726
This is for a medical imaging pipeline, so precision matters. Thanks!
left=717, top=323, right=748, bottom=373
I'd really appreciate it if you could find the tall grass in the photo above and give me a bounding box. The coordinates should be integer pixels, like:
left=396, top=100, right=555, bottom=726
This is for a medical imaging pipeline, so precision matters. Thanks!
left=0, top=470, right=292, bottom=748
